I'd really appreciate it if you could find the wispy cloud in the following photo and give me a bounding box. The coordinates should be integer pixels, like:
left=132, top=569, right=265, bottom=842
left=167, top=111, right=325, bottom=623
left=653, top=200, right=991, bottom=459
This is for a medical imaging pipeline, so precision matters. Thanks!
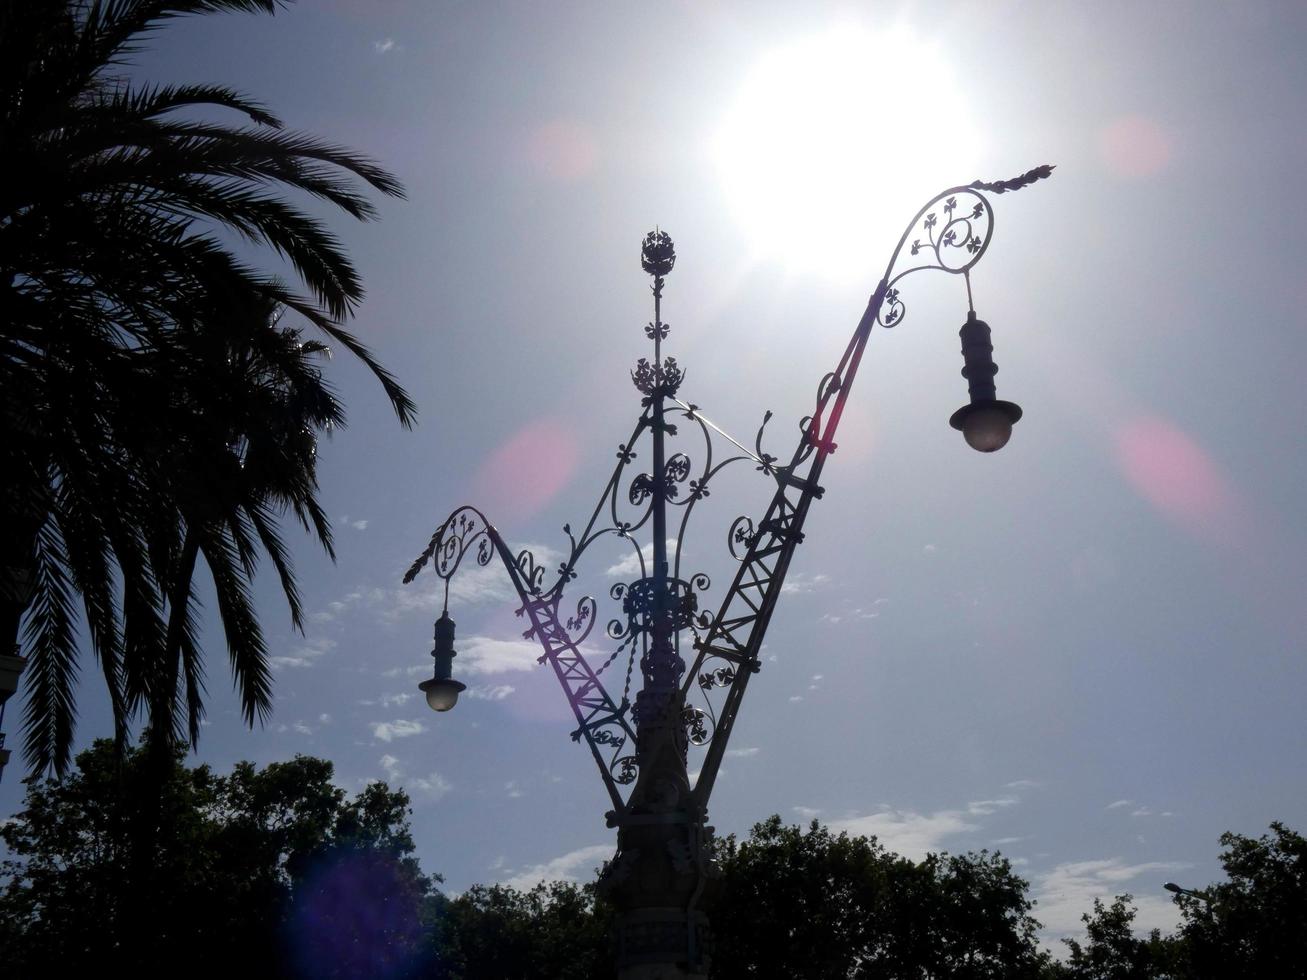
left=1107, top=799, right=1133, bottom=809
left=373, top=38, right=396, bottom=54
left=792, top=805, right=822, bottom=820
left=271, top=635, right=336, bottom=670
left=967, top=798, right=1019, bottom=816
left=460, top=636, right=541, bottom=675
left=359, top=692, right=415, bottom=708
left=466, top=683, right=516, bottom=701
left=781, top=572, right=831, bottom=595
left=1032, top=857, right=1188, bottom=938
left=1006, top=779, right=1040, bottom=789
left=725, top=746, right=759, bottom=758
left=372, top=719, right=426, bottom=742
left=830, top=807, right=980, bottom=862
left=497, top=844, right=613, bottom=892
left=604, top=540, right=676, bottom=578
left=379, top=753, right=450, bottom=800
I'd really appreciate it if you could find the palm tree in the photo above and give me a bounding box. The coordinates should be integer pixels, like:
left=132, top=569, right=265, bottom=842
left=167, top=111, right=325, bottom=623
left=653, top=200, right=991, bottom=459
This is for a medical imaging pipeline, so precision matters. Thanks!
left=147, top=295, right=345, bottom=753
left=1, top=0, right=417, bottom=774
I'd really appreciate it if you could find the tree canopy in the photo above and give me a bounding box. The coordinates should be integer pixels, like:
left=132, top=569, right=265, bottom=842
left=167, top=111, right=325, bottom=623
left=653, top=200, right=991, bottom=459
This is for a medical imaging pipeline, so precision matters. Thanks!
left=0, top=738, right=435, bottom=978
left=4, top=751, right=1303, bottom=979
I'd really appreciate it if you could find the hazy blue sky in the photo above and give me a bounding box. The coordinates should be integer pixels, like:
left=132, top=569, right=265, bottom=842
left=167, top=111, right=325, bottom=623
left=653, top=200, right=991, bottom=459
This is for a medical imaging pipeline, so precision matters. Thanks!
left=6, top=0, right=1307, bottom=946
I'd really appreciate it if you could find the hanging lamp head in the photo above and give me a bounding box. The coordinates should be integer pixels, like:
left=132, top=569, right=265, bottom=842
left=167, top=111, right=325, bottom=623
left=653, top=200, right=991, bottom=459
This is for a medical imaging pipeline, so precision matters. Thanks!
left=949, top=311, right=1023, bottom=452
left=419, top=610, right=466, bottom=712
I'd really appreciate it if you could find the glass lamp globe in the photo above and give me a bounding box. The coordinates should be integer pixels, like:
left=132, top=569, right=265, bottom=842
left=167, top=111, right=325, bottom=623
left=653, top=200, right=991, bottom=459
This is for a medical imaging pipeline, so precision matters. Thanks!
left=949, top=400, right=1023, bottom=453
left=420, top=676, right=466, bottom=712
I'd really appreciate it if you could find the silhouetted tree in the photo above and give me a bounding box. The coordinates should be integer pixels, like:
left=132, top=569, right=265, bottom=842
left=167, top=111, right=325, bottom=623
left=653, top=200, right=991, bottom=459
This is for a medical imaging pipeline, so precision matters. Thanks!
left=1061, top=896, right=1179, bottom=980
left=1169, top=822, right=1307, bottom=980
left=710, top=815, right=1052, bottom=979
left=0, top=739, right=435, bottom=979
left=0, top=0, right=415, bottom=776
left=429, top=881, right=613, bottom=980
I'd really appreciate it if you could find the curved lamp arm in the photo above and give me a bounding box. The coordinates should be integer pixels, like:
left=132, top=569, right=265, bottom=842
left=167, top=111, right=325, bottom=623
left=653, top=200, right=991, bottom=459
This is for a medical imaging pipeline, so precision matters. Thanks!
left=405, top=505, right=639, bottom=814
left=684, top=167, right=1054, bottom=809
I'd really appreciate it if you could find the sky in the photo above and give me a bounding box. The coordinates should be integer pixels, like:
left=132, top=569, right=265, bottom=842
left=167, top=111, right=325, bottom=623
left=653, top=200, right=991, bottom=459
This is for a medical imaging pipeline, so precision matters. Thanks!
left=5, top=0, right=1307, bottom=949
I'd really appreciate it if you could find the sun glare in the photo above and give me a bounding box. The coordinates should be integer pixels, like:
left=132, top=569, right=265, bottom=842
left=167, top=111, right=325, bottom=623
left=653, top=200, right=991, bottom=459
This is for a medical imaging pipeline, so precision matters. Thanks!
left=713, top=26, right=980, bottom=281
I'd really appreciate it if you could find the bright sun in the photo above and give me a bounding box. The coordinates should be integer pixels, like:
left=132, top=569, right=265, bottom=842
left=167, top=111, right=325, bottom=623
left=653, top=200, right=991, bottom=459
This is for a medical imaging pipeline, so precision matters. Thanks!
left=712, top=26, right=981, bottom=281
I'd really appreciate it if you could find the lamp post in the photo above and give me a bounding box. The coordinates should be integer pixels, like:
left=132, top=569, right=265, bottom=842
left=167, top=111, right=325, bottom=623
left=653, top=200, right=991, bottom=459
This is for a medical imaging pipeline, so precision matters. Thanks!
left=404, top=166, right=1053, bottom=978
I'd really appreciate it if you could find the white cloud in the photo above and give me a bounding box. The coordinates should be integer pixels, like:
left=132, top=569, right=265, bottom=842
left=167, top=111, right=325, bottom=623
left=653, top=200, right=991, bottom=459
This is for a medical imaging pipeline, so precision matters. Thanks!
left=781, top=572, right=831, bottom=595
left=379, top=753, right=451, bottom=800
left=923, top=543, right=938, bottom=554
left=1032, top=858, right=1188, bottom=939
left=372, top=719, right=426, bottom=742
left=604, top=540, right=676, bottom=578
left=360, top=692, right=415, bottom=708
left=460, top=636, right=541, bottom=675
left=967, top=797, right=1019, bottom=816
left=412, top=772, right=452, bottom=800
left=830, top=807, right=979, bottom=862
left=271, top=635, right=336, bottom=670
left=467, top=684, right=516, bottom=701
left=498, top=844, right=613, bottom=892
left=1006, top=779, right=1040, bottom=789
left=788, top=695, right=804, bottom=702
left=725, top=746, right=759, bottom=758
left=1131, top=807, right=1153, bottom=818
left=373, top=38, right=396, bottom=54
left=792, top=805, right=822, bottom=820
left=353, top=519, right=369, bottom=530
left=505, top=780, right=524, bottom=799
left=992, top=836, right=1026, bottom=845
left=382, top=664, right=430, bottom=679
left=1106, top=799, right=1133, bottom=809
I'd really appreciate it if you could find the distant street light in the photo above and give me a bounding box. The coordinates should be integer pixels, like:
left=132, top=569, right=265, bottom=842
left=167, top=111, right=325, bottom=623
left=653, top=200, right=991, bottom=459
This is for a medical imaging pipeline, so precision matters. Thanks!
left=404, top=166, right=1053, bottom=978
left=1165, top=881, right=1215, bottom=904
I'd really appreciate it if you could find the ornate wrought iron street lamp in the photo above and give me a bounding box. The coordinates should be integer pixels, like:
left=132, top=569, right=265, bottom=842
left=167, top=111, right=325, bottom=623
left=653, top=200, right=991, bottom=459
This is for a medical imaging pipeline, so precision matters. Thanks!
left=404, top=166, right=1053, bottom=979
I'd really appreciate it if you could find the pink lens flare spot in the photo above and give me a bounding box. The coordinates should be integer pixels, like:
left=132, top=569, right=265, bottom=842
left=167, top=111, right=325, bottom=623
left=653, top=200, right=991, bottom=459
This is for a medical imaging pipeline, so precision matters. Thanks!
left=1115, top=417, right=1237, bottom=531
left=473, top=417, right=581, bottom=522
left=1100, top=115, right=1173, bottom=178
left=525, top=118, right=599, bottom=181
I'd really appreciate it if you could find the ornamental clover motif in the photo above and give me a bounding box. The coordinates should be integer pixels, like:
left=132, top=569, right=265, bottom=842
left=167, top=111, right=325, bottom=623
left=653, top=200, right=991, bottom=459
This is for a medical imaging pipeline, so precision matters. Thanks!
left=631, top=356, right=685, bottom=398
left=640, top=229, right=676, bottom=277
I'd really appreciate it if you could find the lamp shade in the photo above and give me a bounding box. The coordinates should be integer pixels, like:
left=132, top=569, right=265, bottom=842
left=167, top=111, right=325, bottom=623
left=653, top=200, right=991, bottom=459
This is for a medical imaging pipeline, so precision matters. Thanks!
left=949, top=399, right=1023, bottom=453
left=420, top=676, right=466, bottom=712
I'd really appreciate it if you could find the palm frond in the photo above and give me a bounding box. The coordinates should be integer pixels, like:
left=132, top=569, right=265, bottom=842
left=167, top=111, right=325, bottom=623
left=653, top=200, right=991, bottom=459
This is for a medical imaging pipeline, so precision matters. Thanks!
left=21, top=518, right=80, bottom=776
left=197, top=522, right=272, bottom=726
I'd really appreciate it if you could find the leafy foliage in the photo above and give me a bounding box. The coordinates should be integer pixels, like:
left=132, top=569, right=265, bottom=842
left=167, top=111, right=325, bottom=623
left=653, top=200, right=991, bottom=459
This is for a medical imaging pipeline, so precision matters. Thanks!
left=0, top=738, right=435, bottom=979
left=0, top=0, right=415, bottom=774
left=5, top=765, right=1303, bottom=980
left=711, top=815, right=1051, bottom=979
left=1170, top=822, right=1307, bottom=979
left=431, top=881, right=613, bottom=980
left=1061, top=897, right=1179, bottom=980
